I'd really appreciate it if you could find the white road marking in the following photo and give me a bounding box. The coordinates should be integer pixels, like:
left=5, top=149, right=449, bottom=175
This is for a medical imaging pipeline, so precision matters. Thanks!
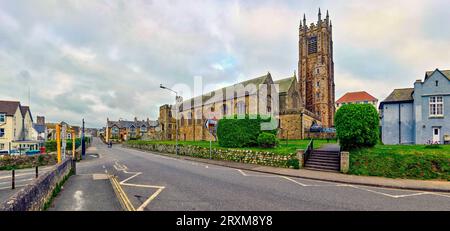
left=113, top=161, right=166, bottom=211
left=0, top=178, right=33, bottom=185
left=119, top=146, right=450, bottom=200
left=74, top=190, right=84, bottom=211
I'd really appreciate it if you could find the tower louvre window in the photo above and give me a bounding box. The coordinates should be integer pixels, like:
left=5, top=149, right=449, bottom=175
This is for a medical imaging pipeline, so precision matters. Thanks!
left=308, top=36, right=318, bottom=54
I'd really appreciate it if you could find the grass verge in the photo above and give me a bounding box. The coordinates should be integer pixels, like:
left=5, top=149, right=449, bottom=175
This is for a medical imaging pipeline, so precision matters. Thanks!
left=349, top=144, right=450, bottom=180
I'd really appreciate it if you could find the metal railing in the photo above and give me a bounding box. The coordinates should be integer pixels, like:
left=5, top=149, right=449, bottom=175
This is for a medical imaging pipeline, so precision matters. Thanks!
left=304, top=139, right=314, bottom=163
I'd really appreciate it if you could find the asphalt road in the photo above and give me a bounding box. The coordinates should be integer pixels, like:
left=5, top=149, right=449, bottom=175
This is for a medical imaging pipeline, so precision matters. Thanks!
left=56, top=138, right=450, bottom=211
left=0, top=165, right=52, bottom=202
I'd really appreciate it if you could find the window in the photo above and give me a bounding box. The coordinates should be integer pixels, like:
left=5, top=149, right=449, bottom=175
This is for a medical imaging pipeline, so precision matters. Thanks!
left=140, top=125, right=147, bottom=132
left=429, top=96, right=444, bottom=116
left=308, top=36, right=318, bottom=54
left=0, top=113, right=5, bottom=123
left=0, top=144, right=4, bottom=150
left=316, top=92, right=320, bottom=99
left=364, top=101, right=368, bottom=104
left=112, top=127, right=119, bottom=134
left=237, top=101, right=246, bottom=115
left=436, top=81, right=439, bottom=87
left=0, top=128, right=4, bottom=137
left=222, top=104, right=228, bottom=116
left=316, top=81, right=320, bottom=87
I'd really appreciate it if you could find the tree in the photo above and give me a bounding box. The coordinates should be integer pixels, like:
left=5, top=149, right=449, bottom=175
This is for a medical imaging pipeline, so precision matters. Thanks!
left=335, top=104, right=379, bottom=150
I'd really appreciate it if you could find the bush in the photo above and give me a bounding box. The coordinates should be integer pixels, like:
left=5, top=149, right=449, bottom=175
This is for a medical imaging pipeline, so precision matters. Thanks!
left=217, top=114, right=277, bottom=148
left=335, top=104, right=379, bottom=150
left=257, top=132, right=279, bottom=148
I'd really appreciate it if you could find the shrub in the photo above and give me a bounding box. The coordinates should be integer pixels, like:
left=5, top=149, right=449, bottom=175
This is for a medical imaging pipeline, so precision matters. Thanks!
left=335, top=104, right=379, bottom=150
left=257, top=132, right=279, bottom=148
left=217, top=114, right=277, bottom=148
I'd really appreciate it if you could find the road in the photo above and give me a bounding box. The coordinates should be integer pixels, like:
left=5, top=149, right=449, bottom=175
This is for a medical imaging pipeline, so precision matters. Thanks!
left=0, top=165, right=52, bottom=202
left=54, top=138, right=450, bottom=211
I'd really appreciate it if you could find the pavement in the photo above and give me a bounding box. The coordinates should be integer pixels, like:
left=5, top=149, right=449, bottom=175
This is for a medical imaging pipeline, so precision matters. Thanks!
left=43, top=138, right=450, bottom=211
left=0, top=165, right=52, bottom=203
left=48, top=145, right=122, bottom=211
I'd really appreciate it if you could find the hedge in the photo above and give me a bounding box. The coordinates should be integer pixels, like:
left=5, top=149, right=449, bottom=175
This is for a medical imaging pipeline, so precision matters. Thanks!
left=335, top=104, right=379, bottom=150
left=217, top=114, right=277, bottom=148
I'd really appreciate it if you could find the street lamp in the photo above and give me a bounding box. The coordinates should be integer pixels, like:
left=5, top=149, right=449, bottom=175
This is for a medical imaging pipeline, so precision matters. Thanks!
left=160, top=84, right=179, bottom=155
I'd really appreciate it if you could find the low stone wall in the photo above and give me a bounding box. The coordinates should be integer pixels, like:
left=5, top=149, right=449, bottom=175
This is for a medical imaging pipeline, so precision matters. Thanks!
left=303, top=131, right=336, bottom=140
left=0, top=154, right=57, bottom=170
left=0, top=158, right=73, bottom=211
left=124, top=143, right=299, bottom=169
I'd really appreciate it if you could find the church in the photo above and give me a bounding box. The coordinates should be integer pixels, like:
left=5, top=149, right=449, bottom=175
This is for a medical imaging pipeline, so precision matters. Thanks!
left=158, top=9, right=335, bottom=141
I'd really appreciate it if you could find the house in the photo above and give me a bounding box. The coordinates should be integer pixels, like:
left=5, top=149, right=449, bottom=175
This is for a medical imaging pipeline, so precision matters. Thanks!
left=335, top=91, right=378, bottom=111
left=380, top=69, right=450, bottom=144
left=106, top=117, right=159, bottom=142
left=46, top=122, right=81, bottom=141
left=31, top=116, right=47, bottom=142
left=0, top=100, right=41, bottom=154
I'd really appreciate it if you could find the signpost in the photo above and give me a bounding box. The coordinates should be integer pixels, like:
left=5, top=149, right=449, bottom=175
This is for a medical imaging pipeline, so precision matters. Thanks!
left=61, top=123, right=67, bottom=160
left=56, top=124, right=61, bottom=164
left=205, top=118, right=218, bottom=159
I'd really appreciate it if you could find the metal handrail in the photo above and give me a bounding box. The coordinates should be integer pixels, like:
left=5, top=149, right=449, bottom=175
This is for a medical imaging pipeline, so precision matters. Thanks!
left=304, top=139, right=314, bottom=163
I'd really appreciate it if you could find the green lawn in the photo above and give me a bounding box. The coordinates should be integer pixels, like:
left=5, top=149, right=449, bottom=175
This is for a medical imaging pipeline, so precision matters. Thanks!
left=130, top=139, right=337, bottom=155
left=350, top=144, right=450, bottom=180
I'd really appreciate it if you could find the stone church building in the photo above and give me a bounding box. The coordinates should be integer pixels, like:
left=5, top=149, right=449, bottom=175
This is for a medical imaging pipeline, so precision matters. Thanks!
left=158, top=9, right=335, bottom=141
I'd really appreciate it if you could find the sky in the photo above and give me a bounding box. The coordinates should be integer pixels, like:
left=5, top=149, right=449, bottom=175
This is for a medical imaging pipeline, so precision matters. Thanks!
left=0, top=0, right=449, bottom=128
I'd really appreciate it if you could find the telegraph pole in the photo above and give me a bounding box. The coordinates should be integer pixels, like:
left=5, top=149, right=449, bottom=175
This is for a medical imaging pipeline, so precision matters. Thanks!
left=81, top=119, right=85, bottom=159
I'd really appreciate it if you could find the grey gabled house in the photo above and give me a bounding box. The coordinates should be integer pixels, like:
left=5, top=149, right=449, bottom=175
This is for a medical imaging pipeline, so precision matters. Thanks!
left=380, top=69, right=450, bottom=145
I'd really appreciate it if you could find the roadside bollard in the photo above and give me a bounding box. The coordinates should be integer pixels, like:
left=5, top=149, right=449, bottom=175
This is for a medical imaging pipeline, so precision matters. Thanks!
left=35, top=166, right=38, bottom=178
left=11, top=169, right=15, bottom=189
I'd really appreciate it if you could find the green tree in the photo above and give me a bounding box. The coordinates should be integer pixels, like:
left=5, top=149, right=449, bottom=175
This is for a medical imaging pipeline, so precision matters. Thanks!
left=335, top=104, right=379, bottom=150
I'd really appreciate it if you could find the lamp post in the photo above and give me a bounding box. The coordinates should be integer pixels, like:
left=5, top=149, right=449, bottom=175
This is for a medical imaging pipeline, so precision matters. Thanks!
left=160, top=84, right=179, bottom=155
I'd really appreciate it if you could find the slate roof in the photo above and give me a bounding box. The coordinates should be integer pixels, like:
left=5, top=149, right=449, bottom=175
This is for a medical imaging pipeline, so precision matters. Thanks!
left=274, top=76, right=296, bottom=94
left=336, top=91, right=378, bottom=104
left=180, top=73, right=272, bottom=109
left=33, top=124, right=46, bottom=133
left=20, top=106, right=33, bottom=122
left=0, top=100, right=20, bottom=116
left=425, top=69, right=450, bottom=81
left=380, top=88, right=414, bottom=107
left=107, top=120, right=159, bottom=129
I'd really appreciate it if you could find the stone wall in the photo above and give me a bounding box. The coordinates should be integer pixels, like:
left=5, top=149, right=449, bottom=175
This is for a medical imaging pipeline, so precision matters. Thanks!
left=303, top=131, right=336, bottom=140
left=124, top=143, right=299, bottom=169
left=0, top=154, right=57, bottom=170
left=0, top=158, right=73, bottom=211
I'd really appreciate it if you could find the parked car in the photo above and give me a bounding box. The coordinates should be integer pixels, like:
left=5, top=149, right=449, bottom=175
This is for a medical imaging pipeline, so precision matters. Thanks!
left=322, top=127, right=336, bottom=133
left=309, top=124, right=323, bottom=132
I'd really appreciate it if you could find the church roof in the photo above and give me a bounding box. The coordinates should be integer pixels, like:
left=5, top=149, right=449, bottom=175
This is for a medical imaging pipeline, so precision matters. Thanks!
left=180, top=73, right=272, bottom=109
left=274, top=76, right=296, bottom=94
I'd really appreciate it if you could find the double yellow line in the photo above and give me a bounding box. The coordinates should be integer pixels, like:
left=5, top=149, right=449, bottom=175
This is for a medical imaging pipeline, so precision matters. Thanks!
left=109, top=175, right=135, bottom=211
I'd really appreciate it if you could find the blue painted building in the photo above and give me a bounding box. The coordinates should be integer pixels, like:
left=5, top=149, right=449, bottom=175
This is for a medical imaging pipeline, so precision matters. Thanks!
left=380, top=69, right=450, bottom=145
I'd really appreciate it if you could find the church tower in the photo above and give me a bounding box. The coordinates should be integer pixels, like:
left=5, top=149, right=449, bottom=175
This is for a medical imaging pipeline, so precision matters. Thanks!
left=298, top=9, right=335, bottom=127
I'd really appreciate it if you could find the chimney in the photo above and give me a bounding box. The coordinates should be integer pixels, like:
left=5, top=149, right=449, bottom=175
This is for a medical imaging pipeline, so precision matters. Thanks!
left=134, top=117, right=138, bottom=122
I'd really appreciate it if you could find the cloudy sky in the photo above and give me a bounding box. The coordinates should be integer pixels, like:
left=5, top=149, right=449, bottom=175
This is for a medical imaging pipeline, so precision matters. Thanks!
left=1, top=0, right=449, bottom=128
